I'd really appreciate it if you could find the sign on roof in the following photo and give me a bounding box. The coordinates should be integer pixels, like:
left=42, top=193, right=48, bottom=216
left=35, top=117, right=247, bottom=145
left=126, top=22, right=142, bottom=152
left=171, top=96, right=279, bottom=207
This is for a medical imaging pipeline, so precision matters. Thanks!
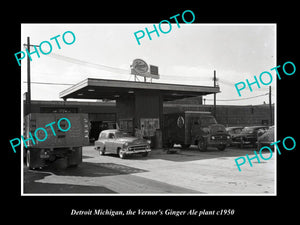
left=130, top=59, right=159, bottom=79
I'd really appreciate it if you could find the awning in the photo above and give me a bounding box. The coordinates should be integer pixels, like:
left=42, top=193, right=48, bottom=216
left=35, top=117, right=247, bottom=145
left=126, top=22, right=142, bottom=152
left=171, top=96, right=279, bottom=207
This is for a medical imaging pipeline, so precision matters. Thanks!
left=59, top=78, right=219, bottom=101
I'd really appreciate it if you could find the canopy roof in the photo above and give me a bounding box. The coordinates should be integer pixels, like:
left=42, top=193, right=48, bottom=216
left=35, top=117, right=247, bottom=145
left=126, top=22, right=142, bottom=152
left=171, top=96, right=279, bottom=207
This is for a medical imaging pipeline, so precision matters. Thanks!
left=59, top=78, right=219, bottom=101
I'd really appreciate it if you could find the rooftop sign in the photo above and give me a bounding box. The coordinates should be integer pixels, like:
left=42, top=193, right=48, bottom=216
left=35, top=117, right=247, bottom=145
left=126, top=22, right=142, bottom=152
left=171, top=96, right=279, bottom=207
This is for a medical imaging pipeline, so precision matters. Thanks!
left=130, top=59, right=159, bottom=79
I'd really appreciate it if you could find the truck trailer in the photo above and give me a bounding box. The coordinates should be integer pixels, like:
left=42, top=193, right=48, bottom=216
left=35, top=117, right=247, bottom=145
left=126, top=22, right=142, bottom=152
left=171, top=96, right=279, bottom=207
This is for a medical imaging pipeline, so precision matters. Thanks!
left=163, top=111, right=231, bottom=151
left=23, top=113, right=89, bottom=169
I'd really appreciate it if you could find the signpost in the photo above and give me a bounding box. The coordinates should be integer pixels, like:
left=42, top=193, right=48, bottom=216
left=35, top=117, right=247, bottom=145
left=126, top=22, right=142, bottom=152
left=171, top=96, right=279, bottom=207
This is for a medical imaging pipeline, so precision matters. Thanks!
left=130, top=59, right=159, bottom=82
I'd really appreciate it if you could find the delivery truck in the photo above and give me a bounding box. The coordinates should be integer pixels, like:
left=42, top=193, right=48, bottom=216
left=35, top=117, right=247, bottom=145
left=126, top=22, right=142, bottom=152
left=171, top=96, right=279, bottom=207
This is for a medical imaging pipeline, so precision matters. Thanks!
left=163, top=111, right=231, bottom=151
left=23, top=113, right=89, bottom=169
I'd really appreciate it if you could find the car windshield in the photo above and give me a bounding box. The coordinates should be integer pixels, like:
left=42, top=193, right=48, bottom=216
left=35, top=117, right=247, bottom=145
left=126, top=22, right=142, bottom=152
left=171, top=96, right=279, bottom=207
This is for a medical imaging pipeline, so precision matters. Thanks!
left=115, top=131, right=132, bottom=138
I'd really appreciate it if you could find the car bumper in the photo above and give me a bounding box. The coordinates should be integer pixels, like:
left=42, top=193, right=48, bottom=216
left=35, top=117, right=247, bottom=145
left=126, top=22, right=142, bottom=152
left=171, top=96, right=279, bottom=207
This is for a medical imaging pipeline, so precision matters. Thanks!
left=123, top=149, right=151, bottom=155
left=232, top=136, right=256, bottom=144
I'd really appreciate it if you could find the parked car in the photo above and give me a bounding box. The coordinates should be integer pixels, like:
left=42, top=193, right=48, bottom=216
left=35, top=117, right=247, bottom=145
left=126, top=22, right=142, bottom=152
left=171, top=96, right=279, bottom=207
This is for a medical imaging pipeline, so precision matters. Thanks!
left=257, top=126, right=275, bottom=150
left=226, top=126, right=243, bottom=146
left=94, top=129, right=151, bottom=158
left=231, top=126, right=269, bottom=148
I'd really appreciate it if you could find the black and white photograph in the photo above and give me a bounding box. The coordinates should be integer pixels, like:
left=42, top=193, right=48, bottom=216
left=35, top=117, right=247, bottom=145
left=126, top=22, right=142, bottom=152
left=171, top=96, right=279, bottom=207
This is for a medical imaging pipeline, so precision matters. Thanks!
left=4, top=5, right=298, bottom=223
left=20, top=23, right=276, bottom=195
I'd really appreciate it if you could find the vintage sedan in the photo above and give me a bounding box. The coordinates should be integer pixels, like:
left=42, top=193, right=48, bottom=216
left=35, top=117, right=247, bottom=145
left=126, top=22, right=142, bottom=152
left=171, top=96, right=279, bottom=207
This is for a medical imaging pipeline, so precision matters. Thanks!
left=226, top=126, right=244, bottom=139
left=231, top=126, right=269, bottom=148
left=257, top=126, right=275, bottom=150
left=94, top=129, right=151, bottom=159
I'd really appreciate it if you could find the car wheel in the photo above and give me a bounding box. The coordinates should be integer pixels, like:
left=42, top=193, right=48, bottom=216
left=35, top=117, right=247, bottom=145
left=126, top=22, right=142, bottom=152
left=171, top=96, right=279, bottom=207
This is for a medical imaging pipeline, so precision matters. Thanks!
left=99, top=147, right=106, bottom=156
left=118, top=148, right=126, bottom=159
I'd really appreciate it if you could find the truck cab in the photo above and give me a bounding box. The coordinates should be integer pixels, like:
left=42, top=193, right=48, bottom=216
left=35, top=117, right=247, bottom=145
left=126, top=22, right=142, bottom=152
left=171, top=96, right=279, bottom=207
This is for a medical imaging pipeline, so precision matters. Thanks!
left=163, top=111, right=231, bottom=151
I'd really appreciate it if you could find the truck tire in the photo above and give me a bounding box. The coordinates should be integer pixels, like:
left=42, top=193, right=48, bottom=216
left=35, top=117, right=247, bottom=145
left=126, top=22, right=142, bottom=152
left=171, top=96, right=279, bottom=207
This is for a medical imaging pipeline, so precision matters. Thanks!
left=26, top=149, right=43, bottom=170
left=141, top=152, right=149, bottom=157
left=197, top=138, right=207, bottom=152
left=68, top=147, right=82, bottom=167
left=26, top=150, right=32, bottom=169
left=55, top=158, right=68, bottom=170
left=217, top=144, right=226, bottom=151
left=167, top=140, right=174, bottom=148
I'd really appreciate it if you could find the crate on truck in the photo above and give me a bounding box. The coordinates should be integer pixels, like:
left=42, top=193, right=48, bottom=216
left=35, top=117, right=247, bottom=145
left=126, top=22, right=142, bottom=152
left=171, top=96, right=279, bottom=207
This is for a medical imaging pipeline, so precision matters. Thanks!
left=23, top=113, right=89, bottom=169
left=163, top=111, right=231, bottom=151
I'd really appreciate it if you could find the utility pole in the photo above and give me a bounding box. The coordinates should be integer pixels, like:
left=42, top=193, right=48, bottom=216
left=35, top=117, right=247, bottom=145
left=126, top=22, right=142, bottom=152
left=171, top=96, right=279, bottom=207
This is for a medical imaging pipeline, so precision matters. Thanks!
left=269, top=86, right=272, bottom=125
left=213, top=70, right=217, bottom=118
left=27, top=37, right=31, bottom=114
left=24, top=37, right=39, bottom=115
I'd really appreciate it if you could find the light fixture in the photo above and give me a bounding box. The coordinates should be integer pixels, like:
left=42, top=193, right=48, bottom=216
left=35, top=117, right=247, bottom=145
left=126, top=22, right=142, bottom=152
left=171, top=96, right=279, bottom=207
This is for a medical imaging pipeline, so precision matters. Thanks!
left=88, top=89, right=95, bottom=92
left=128, top=90, right=134, bottom=94
left=77, top=93, right=83, bottom=96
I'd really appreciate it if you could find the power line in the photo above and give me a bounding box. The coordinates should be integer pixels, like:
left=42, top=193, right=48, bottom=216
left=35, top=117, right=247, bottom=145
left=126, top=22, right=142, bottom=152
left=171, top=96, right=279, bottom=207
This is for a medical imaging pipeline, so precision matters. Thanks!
left=23, top=81, right=74, bottom=86
left=47, top=53, right=130, bottom=75
left=44, top=53, right=214, bottom=81
left=205, top=93, right=268, bottom=102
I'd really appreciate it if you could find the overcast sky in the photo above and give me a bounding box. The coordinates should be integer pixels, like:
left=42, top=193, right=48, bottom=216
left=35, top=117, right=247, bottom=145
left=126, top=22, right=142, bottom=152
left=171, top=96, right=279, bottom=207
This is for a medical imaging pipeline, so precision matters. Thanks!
left=21, top=23, right=276, bottom=105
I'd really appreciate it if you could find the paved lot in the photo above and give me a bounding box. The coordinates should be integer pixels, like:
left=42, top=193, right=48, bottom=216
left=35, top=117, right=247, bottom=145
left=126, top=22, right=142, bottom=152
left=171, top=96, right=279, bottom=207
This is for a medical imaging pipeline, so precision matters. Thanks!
left=23, top=145, right=275, bottom=195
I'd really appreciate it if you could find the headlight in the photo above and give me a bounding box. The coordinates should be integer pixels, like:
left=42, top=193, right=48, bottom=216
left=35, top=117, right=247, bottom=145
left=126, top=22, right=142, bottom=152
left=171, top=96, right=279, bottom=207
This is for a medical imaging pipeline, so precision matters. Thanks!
left=147, top=140, right=151, bottom=145
left=227, top=135, right=230, bottom=139
left=124, top=143, right=129, bottom=147
left=211, top=136, right=215, bottom=140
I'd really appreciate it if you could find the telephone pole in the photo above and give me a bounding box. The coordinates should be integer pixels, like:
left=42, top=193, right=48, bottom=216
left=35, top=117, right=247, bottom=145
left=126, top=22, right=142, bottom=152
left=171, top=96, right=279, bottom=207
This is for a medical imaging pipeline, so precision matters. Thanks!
left=26, top=37, right=31, bottom=114
left=269, top=86, right=273, bottom=125
left=24, top=37, right=39, bottom=115
left=213, top=70, right=217, bottom=118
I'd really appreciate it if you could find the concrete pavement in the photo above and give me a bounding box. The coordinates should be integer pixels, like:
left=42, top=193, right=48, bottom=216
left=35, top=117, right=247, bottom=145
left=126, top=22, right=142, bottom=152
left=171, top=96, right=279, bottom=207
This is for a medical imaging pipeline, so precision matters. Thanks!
left=23, top=145, right=275, bottom=195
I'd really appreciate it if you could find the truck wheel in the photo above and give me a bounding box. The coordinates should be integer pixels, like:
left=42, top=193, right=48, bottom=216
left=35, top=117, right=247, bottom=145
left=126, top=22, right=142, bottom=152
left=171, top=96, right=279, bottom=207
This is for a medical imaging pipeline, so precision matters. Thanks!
left=197, top=138, right=207, bottom=152
left=167, top=140, right=174, bottom=148
left=26, top=149, right=41, bottom=170
left=217, top=144, right=226, bottom=151
left=142, top=152, right=149, bottom=157
left=55, top=158, right=68, bottom=170
left=68, top=147, right=82, bottom=166
left=26, top=150, right=33, bottom=169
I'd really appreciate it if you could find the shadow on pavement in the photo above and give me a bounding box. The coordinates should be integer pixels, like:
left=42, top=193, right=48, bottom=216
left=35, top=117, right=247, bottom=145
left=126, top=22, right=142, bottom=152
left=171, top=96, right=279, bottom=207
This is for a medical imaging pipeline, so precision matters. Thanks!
left=24, top=181, right=116, bottom=193
left=23, top=162, right=148, bottom=194
left=25, top=161, right=148, bottom=178
left=148, top=147, right=256, bottom=162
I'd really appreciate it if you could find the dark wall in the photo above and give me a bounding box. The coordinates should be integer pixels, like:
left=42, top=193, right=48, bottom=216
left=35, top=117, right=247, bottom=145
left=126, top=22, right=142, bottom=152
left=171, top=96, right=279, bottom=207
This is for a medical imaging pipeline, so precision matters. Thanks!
left=134, top=90, right=163, bottom=128
left=26, top=100, right=274, bottom=128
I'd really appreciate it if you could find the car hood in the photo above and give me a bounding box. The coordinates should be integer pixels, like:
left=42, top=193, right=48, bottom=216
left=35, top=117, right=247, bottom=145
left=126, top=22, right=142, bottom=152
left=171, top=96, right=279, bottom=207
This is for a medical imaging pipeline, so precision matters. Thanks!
left=117, top=137, right=148, bottom=145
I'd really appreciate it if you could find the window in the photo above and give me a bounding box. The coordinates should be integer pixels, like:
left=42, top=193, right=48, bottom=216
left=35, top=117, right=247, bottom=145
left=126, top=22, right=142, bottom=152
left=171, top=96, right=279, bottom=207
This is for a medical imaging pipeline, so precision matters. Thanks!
left=108, top=133, right=115, bottom=139
left=99, top=132, right=107, bottom=139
